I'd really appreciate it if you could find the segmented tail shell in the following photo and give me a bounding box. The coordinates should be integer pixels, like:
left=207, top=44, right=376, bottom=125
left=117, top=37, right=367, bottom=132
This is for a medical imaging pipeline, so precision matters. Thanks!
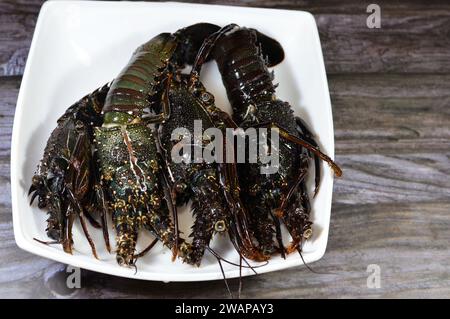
left=213, top=28, right=283, bottom=112
left=103, top=33, right=178, bottom=117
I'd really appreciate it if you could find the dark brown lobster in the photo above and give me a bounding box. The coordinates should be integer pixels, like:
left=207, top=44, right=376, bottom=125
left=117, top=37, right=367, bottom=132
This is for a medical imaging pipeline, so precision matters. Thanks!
left=203, top=25, right=342, bottom=259
left=29, top=84, right=111, bottom=258
left=155, top=25, right=266, bottom=266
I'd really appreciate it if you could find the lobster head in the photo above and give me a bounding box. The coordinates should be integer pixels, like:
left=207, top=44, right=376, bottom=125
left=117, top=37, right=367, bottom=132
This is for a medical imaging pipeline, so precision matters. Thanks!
left=29, top=116, right=93, bottom=250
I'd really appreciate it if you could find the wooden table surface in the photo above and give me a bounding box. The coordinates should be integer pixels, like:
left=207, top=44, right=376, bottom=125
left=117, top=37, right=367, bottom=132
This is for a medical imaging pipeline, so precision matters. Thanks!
left=1, top=0, right=449, bottom=299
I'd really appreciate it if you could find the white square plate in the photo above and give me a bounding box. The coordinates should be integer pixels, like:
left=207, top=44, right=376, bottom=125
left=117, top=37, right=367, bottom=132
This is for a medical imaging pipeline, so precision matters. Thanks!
left=11, top=0, right=336, bottom=282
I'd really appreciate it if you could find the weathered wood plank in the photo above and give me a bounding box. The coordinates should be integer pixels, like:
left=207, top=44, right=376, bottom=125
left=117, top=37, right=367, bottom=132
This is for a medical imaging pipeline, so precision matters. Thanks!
left=0, top=0, right=43, bottom=76
left=0, top=0, right=43, bottom=14
left=318, top=12, right=450, bottom=74
left=330, top=74, right=450, bottom=154
left=1, top=0, right=450, bottom=76
left=333, top=153, right=450, bottom=205
left=330, top=73, right=450, bottom=204
left=0, top=77, right=19, bottom=158
left=0, top=13, right=37, bottom=76
left=0, top=74, right=59, bottom=298
left=6, top=0, right=449, bottom=15
left=176, top=0, right=450, bottom=13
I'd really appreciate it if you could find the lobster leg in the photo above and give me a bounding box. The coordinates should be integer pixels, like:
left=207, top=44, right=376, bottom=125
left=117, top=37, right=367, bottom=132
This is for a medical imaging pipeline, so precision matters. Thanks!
left=67, top=188, right=99, bottom=259
left=64, top=207, right=75, bottom=254
left=295, top=117, right=321, bottom=196
left=189, top=24, right=238, bottom=86
left=79, top=211, right=99, bottom=259
left=273, top=169, right=311, bottom=253
left=213, top=110, right=267, bottom=262
left=144, top=74, right=172, bottom=124
left=275, top=169, right=308, bottom=218
left=269, top=210, right=286, bottom=258
left=57, top=124, right=93, bottom=253
left=84, top=210, right=101, bottom=229
left=134, top=238, right=159, bottom=259
left=92, top=172, right=111, bottom=253
left=156, top=154, right=181, bottom=261
left=284, top=199, right=313, bottom=254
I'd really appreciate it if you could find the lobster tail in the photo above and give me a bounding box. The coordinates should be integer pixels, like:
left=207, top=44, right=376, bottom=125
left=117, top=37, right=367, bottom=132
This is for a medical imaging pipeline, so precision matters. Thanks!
left=250, top=28, right=284, bottom=67
left=174, top=23, right=222, bottom=65
left=228, top=205, right=269, bottom=262
left=114, top=215, right=139, bottom=266
left=102, top=33, right=178, bottom=117
left=182, top=170, right=230, bottom=266
left=213, top=28, right=278, bottom=112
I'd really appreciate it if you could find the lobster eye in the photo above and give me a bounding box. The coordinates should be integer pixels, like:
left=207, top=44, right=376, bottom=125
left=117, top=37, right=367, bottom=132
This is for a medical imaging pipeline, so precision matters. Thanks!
left=214, top=220, right=227, bottom=232
left=32, top=175, right=41, bottom=186
left=200, top=92, right=214, bottom=104
left=303, top=227, right=313, bottom=239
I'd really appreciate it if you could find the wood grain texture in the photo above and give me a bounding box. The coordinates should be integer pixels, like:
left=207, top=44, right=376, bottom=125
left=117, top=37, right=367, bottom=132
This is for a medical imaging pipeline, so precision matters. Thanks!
left=330, top=74, right=450, bottom=205
left=1, top=0, right=450, bottom=76
left=2, top=68, right=450, bottom=297
left=331, top=74, right=450, bottom=154
left=175, top=0, right=450, bottom=13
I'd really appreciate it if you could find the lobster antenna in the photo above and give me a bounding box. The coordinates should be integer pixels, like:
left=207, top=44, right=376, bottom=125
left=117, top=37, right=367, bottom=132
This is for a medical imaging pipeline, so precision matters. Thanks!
left=208, top=245, right=263, bottom=299
left=66, top=188, right=99, bottom=259
left=207, top=246, right=267, bottom=272
left=29, top=190, right=39, bottom=205
left=131, top=263, right=138, bottom=276
left=232, top=240, right=263, bottom=275
left=189, top=24, right=237, bottom=86
left=269, top=211, right=286, bottom=259
left=238, top=256, right=243, bottom=299
left=206, top=247, right=254, bottom=270
left=239, top=252, right=258, bottom=275
left=242, top=255, right=266, bottom=272
left=33, top=238, right=59, bottom=245
left=215, top=254, right=233, bottom=299
left=253, top=122, right=342, bottom=177
left=296, top=247, right=319, bottom=274
left=226, top=222, right=265, bottom=274
left=297, top=247, right=337, bottom=275
left=134, top=238, right=159, bottom=259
